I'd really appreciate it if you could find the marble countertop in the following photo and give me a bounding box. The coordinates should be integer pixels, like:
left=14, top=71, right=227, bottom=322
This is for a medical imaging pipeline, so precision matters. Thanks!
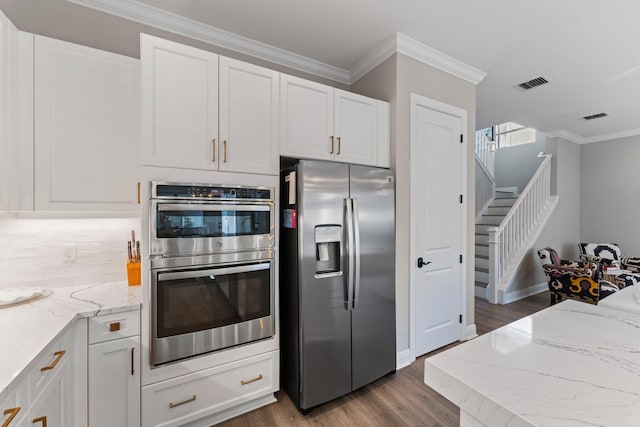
left=597, top=285, right=640, bottom=314
left=424, top=300, right=640, bottom=427
left=0, top=281, right=141, bottom=402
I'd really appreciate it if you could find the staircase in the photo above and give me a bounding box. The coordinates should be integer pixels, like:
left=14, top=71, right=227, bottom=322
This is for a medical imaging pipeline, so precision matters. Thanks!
left=475, top=197, right=517, bottom=297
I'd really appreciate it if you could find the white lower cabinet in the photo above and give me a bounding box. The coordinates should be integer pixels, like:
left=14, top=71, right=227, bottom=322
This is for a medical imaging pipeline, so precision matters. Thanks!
left=87, top=310, right=141, bottom=427
left=142, top=350, right=279, bottom=427
left=0, top=377, right=28, bottom=427
left=28, top=329, right=73, bottom=427
left=89, top=337, right=140, bottom=427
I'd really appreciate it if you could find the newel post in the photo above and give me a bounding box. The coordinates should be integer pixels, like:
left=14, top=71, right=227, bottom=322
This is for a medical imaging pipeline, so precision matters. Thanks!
left=487, top=227, right=501, bottom=304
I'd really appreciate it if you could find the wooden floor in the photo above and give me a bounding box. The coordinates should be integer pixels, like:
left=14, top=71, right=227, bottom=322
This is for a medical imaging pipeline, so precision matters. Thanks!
left=217, top=292, right=549, bottom=427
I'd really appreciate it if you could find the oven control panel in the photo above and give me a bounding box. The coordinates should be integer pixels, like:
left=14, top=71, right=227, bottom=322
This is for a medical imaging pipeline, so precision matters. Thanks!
left=153, top=183, right=272, bottom=201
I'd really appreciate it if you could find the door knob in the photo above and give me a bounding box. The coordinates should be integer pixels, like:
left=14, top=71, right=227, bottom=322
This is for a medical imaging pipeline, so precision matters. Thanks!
left=417, top=257, right=431, bottom=268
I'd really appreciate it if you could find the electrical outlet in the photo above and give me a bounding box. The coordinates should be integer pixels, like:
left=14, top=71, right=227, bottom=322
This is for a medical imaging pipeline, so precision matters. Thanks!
left=63, top=243, right=77, bottom=262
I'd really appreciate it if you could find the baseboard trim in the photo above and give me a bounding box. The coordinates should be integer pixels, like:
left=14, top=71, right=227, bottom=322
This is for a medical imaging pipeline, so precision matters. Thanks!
left=396, top=349, right=414, bottom=370
left=504, top=282, right=548, bottom=304
left=465, top=324, right=478, bottom=340
left=475, top=285, right=488, bottom=299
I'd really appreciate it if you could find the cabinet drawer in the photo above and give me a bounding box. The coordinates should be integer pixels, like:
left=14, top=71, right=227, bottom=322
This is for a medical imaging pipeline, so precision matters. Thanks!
left=28, top=328, right=72, bottom=403
left=142, top=351, right=278, bottom=427
left=89, top=310, right=140, bottom=344
left=0, top=379, right=28, bottom=427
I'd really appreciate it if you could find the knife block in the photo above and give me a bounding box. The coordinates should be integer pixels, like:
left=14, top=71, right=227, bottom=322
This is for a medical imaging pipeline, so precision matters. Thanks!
left=127, top=262, right=141, bottom=286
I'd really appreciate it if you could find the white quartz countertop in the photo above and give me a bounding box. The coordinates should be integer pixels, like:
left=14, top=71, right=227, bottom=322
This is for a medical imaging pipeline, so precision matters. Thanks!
left=597, top=284, right=640, bottom=314
left=424, top=300, right=640, bottom=427
left=0, top=281, right=141, bottom=401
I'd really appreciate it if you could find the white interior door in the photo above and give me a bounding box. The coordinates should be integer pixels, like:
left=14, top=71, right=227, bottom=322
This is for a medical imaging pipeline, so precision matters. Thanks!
left=411, top=94, right=465, bottom=357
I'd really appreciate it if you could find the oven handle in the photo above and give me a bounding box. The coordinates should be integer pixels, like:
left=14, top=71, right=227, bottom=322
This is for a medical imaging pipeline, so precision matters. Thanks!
left=157, top=203, right=271, bottom=212
left=158, top=262, right=270, bottom=281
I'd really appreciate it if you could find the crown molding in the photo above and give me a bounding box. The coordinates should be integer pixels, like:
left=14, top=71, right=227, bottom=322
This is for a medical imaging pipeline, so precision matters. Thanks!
left=395, top=33, right=486, bottom=85
left=350, top=33, right=398, bottom=84
left=351, top=33, right=487, bottom=85
left=547, top=128, right=640, bottom=145
left=584, top=127, right=640, bottom=144
left=546, top=129, right=586, bottom=144
left=67, top=0, right=351, bottom=84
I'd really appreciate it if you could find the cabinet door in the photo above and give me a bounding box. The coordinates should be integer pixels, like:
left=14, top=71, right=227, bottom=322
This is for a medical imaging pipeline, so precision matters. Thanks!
left=141, top=34, right=218, bottom=170
left=29, top=356, right=70, bottom=427
left=333, top=89, right=378, bottom=166
left=89, top=337, right=140, bottom=427
left=34, top=35, right=140, bottom=211
left=0, top=10, right=13, bottom=211
left=280, top=74, right=333, bottom=161
left=219, top=57, right=279, bottom=175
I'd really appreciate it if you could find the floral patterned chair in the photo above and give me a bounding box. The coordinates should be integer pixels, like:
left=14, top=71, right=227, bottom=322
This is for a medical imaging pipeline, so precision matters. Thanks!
left=538, top=247, right=618, bottom=306
left=578, top=243, right=640, bottom=288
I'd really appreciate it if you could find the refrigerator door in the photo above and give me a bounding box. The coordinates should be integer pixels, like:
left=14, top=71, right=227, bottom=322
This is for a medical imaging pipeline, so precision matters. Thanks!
left=349, top=165, right=396, bottom=390
left=298, top=160, right=352, bottom=409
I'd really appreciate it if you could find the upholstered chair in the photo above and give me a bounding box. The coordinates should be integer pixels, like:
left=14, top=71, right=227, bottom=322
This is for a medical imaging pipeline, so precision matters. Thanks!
left=537, top=247, right=619, bottom=306
left=578, top=243, right=640, bottom=288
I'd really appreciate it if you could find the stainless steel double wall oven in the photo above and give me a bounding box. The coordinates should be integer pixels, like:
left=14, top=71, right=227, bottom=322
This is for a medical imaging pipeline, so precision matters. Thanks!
left=149, top=182, right=275, bottom=366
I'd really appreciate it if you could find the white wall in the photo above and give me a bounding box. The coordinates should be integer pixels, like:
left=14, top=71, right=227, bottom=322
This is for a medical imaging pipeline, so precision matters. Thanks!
left=494, top=131, right=545, bottom=193
left=507, top=136, right=581, bottom=293
left=0, top=217, right=139, bottom=290
left=353, top=53, right=477, bottom=355
left=580, top=134, right=640, bottom=255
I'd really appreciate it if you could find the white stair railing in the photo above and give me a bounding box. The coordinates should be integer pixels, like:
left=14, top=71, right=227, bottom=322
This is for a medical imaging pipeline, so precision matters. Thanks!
left=475, top=131, right=495, bottom=179
left=487, top=152, right=552, bottom=303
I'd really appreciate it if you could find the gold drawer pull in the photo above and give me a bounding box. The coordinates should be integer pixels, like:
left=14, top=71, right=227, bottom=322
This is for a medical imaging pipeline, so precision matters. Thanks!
left=2, top=407, right=21, bottom=427
left=32, top=416, right=46, bottom=427
left=336, top=136, right=341, bottom=155
left=241, top=374, right=263, bottom=386
left=109, top=322, right=121, bottom=332
left=330, top=136, right=334, bottom=154
left=169, top=395, right=196, bottom=409
left=40, top=350, right=65, bottom=372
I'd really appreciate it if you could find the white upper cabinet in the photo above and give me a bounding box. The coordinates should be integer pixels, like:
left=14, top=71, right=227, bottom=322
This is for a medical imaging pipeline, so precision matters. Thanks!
left=140, top=34, right=218, bottom=170
left=0, top=10, right=15, bottom=212
left=280, top=74, right=333, bottom=161
left=34, top=35, right=140, bottom=211
left=219, top=57, right=279, bottom=175
left=334, top=89, right=378, bottom=166
left=280, top=75, right=390, bottom=167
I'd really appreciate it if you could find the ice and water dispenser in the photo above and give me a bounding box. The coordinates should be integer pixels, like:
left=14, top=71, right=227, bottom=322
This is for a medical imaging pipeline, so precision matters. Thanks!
left=314, top=225, right=341, bottom=276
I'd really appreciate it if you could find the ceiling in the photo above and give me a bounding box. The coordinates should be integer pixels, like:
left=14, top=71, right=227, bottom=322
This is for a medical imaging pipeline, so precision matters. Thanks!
left=6, top=0, right=640, bottom=142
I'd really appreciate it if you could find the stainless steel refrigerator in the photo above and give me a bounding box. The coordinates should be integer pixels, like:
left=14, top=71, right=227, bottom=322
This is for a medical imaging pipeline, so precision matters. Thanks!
left=280, top=159, right=396, bottom=413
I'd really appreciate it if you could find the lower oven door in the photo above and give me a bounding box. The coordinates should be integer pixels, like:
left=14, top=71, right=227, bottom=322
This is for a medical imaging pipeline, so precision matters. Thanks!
left=151, top=260, right=274, bottom=366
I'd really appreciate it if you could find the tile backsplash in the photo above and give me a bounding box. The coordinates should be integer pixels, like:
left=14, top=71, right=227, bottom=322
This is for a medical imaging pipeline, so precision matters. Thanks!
left=0, top=217, right=140, bottom=290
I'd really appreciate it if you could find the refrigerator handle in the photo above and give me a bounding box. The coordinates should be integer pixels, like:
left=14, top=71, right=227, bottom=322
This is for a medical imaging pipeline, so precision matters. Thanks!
left=345, top=198, right=355, bottom=311
left=352, top=198, right=361, bottom=309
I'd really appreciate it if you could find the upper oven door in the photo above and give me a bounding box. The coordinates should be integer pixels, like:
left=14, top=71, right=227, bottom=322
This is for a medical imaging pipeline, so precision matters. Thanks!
left=150, top=201, right=274, bottom=257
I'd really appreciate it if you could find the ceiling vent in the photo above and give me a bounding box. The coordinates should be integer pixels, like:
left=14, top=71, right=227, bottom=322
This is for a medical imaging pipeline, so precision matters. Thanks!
left=582, top=112, right=609, bottom=120
left=516, top=76, right=550, bottom=90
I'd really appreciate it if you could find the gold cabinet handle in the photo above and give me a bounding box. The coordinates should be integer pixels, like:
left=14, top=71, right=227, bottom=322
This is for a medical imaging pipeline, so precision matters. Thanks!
left=330, top=136, right=334, bottom=154
left=32, top=416, right=46, bottom=427
left=223, top=140, right=227, bottom=163
left=212, top=138, right=216, bottom=162
left=40, top=350, right=65, bottom=372
left=240, top=374, right=263, bottom=385
left=2, top=407, right=21, bottom=427
left=137, top=182, right=141, bottom=204
left=109, top=322, right=121, bottom=332
left=169, top=395, right=196, bottom=409
left=337, top=137, right=341, bottom=155
left=130, top=347, right=135, bottom=376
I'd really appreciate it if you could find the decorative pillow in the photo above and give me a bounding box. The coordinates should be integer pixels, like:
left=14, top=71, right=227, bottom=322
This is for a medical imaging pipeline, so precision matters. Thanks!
left=621, top=257, right=640, bottom=273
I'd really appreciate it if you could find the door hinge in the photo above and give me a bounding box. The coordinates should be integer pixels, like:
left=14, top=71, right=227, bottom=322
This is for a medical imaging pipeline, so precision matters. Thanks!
left=459, top=314, right=463, bottom=324
left=459, top=194, right=463, bottom=204
left=459, top=254, right=463, bottom=263
left=460, top=134, right=463, bottom=143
